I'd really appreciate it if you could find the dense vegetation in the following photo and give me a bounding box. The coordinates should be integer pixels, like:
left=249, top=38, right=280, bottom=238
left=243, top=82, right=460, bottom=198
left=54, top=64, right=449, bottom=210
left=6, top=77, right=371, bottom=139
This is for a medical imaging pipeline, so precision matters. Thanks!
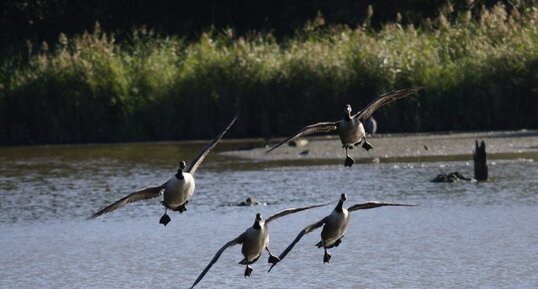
left=1, top=2, right=537, bottom=144
left=1, top=0, right=524, bottom=48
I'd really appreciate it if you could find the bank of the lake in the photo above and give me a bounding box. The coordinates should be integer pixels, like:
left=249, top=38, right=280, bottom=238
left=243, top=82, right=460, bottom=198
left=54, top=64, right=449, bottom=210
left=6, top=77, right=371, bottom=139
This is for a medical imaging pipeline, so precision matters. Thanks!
left=225, top=130, right=538, bottom=165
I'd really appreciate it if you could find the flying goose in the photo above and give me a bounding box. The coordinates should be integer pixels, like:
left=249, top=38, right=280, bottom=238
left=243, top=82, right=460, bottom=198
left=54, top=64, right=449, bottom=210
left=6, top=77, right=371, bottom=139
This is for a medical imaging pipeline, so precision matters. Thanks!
left=190, top=202, right=333, bottom=288
left=89, top=116, right=237, bottom=226
left=267, top=88, right=422, bottom=167
left=268, top=193, right=418, bottom=271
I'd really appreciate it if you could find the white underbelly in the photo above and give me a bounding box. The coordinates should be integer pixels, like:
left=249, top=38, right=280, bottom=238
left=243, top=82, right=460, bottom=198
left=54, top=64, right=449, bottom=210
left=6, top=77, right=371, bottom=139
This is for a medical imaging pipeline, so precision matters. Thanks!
left=338, top=119, right=365, bottom=146
left=242, top=228, right=268, bottom=261
left=321, top=212, right=350, bottom=245
left=163, top=173, right=195, bottom=207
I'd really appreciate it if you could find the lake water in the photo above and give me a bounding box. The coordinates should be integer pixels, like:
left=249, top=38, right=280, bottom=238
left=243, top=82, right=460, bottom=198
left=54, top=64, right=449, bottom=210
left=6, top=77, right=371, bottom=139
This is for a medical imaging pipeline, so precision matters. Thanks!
left=1, top=142, right=537, bottom=288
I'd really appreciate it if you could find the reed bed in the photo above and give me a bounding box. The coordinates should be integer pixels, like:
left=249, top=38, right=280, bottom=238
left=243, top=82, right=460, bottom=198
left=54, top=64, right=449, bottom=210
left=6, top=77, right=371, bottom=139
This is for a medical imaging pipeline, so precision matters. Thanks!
left=1, top=3, right=537, bottom=144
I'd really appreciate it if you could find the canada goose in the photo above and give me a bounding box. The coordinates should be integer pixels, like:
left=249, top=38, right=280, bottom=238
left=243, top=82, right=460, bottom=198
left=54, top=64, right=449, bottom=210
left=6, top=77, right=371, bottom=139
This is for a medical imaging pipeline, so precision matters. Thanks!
left=267, top=88, right=422, bottom=167
left=190, top=202, right=333, bottom=288
left=89, top=117, right=237, bottom=226
left=268, top=193, right=418, bottom=271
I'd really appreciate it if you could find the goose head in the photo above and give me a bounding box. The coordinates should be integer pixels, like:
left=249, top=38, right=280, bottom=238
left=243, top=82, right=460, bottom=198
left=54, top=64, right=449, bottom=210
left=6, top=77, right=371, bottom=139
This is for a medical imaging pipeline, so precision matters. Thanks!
left=175, top=161, right=187, bottom=179
left=253, top=213, right=263, bottom=229
left=178, top=161, right=187, bottom=171
left=344, top=105, right=352, bottom=120
left=335, top=193, right=348, bottom=212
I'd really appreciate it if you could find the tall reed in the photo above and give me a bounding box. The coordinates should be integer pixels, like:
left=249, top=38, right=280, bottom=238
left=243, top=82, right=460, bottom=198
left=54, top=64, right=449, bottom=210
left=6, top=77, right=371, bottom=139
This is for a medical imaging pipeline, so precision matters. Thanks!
left=1, top=3, right=537, bottom=144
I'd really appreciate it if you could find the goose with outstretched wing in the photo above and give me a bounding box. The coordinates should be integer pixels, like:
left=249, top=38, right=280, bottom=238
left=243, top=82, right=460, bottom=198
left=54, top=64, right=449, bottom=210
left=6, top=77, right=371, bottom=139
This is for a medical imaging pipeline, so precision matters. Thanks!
left=89, top=116, right=237, bottom=226
left=268, top=193, right=418, bottom=271
left=267, top=88, right=422, bottom=167
left=190, top=202, right=333, bottom=288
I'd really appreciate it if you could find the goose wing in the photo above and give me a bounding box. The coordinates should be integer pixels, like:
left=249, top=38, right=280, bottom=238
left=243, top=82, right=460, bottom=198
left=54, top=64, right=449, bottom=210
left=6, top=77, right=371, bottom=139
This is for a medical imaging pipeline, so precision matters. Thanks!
left=265, top=201, right=334, bottom=224
left=190, top=233, right=244, bottom=289
left=266, top=121, right=339, bottom=153
left=353, top=87, right=422, bottom=120
left=185, top=116, right=237, bottom=175
left=268, top=217, right=327, bottom=272
left=89, top=185, right=165, bottom=218
left=348, top=201, right=419, bottom=212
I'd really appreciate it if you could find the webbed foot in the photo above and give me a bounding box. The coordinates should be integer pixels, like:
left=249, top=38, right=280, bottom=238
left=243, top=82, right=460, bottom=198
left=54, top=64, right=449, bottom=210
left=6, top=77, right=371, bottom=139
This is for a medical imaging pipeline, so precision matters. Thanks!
left=177, top=201, right=189, bottom=213
left=344, top=156, right=355, bottom=167
left=333, top=238, right=342, bottom=248
left=362, top=141, right=373, bottom=151
left=159, top=214, right=171, bottom=226
left=244, top=265, right=253, bottom=277
left=323, top=251, right=332, bottom=263
left=268, top=255, right=280, bottom=264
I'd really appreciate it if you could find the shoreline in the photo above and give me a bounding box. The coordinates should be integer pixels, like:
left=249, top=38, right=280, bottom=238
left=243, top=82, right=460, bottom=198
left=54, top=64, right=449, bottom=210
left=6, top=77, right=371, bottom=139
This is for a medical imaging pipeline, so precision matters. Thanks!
left=222, top=130, right=538, bottom=163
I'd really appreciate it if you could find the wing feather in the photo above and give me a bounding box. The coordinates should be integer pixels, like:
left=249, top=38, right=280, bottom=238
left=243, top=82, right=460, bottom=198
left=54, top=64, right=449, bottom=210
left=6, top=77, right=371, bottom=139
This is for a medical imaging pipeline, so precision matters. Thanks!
left=348, top=201, right=419, bottom=212
left=266, top=122, right=339, bottom=153
left=353, top=87, right=423, bottom=120
left=89, top=185, right=165, bottom=218
left=268, top=218, right=326, bottom=272
left=186, top=116, right=237, bottom=175
left=265, top=201, right=334, bottom=224
left=190, top=233, right=244, bottom=289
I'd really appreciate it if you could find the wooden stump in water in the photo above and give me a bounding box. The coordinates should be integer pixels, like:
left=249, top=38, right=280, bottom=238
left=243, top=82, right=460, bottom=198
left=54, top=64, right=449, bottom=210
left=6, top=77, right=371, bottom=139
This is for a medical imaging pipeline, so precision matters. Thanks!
left=473, top=140, right=488, bottom=181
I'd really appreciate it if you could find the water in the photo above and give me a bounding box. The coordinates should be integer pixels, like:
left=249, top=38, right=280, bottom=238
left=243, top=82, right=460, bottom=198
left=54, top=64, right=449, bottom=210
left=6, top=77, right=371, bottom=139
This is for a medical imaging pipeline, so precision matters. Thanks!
left=1, top=142, right=537, bottom=288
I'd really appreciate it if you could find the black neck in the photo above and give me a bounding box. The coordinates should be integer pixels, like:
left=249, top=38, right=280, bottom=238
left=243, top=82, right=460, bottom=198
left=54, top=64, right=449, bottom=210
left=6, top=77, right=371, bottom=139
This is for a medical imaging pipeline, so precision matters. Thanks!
left=253, top=221, right=262, bottom=230
left=344, top=112, right=352, bottom=121
left=335, top=200, right=344, bottom=212
left=175, top=170, right=184, bottom=180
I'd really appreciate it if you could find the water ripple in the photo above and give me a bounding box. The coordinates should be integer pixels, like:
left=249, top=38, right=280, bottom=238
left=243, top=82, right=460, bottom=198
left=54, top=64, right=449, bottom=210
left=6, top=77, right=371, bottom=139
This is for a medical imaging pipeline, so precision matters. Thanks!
left=1, top=143, right=537, bottom=288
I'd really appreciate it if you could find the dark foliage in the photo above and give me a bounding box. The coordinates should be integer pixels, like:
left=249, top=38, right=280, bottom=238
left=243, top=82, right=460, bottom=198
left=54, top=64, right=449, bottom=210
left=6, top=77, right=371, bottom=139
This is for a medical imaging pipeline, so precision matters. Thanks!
left=1, top=0, right=531, bottom=52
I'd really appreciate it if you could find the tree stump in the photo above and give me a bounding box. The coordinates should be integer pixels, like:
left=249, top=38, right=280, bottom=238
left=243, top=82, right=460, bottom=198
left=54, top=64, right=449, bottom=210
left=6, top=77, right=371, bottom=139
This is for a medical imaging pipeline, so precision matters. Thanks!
left=473, top=140, right=488, bottom=181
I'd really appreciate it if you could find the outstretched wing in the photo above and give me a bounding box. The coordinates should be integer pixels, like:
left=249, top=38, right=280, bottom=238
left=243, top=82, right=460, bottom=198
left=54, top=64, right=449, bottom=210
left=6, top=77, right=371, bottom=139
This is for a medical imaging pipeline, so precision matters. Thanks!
left=186, top=116, right=237, bottom=175
left=89, top=185, right=165, bottom=219
left=348, top=201, right=419, bottom=212
left=266, top=201, right=334, bottom=224
left=268, top=217, right=326, bottom=272
left=353, top=87, right=423, bottom=120
left=266, top=121, right=339, bottom=153
left=190, top=233, right=244, bottom=289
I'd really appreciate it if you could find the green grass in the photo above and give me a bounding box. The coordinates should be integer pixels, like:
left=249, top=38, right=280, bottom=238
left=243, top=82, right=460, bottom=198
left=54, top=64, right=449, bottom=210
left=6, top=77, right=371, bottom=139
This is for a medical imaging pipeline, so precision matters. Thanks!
left=1, top=3, right=537, bottom=145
